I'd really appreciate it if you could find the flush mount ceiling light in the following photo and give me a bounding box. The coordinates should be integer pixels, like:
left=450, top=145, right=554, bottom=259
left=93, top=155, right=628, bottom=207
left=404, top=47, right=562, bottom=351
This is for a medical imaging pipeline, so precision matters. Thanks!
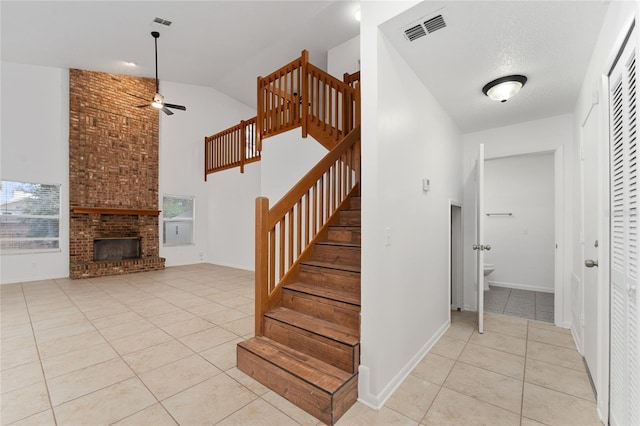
left=482, top=75, right=527, bottom=103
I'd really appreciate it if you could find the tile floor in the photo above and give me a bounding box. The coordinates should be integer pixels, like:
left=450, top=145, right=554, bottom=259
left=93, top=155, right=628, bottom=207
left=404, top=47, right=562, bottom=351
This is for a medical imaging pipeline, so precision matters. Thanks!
left=484, top=285, right=554, bottom=323
left=1, top=264, right=600, bottom=425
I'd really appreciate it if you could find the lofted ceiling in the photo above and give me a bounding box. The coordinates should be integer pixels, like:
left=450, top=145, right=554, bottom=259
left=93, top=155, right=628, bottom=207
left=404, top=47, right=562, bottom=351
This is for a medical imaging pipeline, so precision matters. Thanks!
left=1, top=1, right=611, bottom=133
left=380, top=1, right=609, bottom=132
left=0, top=1, right=360, bottom=110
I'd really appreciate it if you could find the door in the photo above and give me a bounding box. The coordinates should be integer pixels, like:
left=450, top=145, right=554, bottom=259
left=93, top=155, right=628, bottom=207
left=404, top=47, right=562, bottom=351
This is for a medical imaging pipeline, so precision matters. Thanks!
left=608, top=23, right=639, bottom=426
left=450, top=204, right=463, bottom=310
left=582, top=100, right=600, bottom=389
left=474, top=144, right=486, bottom=333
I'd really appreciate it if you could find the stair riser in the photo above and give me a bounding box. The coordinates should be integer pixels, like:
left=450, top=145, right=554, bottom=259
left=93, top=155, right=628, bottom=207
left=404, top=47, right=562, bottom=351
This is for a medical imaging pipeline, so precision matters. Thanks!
left=312, top=245, right=360, bottom=267
left=237, top=346, right=335, bottom=425
left=298, top=264, right=361, bottom=294
left=281, top=289, right=360, bottom=331
left=327, top=229, right=361, bottom=245
left=337, top=210, right=360, bottom=226
left=263, top=318, right=359, bottom=373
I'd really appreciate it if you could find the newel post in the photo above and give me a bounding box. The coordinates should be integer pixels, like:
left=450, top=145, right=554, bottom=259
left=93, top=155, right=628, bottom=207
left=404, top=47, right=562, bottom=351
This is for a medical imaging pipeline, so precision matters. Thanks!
left=255, top=196, right=270, bottom=336
left=301, top=50, right=309, bottom=139
left=256, top=76, right=263, bottom=152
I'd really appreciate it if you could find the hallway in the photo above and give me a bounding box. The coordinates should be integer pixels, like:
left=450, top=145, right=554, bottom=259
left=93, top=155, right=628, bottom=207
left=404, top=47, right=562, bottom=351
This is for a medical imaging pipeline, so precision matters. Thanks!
left=1, top=264, right=600, bottom=425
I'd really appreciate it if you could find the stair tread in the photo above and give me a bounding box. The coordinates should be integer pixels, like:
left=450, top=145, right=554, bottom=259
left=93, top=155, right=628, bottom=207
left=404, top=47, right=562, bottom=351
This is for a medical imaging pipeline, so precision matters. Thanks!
left=284, top=282, right=361, bottom=306
left=315, top=241, right=360, bottom=248
left=300, top=260, right=361, bottom=273
left=238, top=336, right=353, bottom=393
left=266, top=307, right=359, bottom=346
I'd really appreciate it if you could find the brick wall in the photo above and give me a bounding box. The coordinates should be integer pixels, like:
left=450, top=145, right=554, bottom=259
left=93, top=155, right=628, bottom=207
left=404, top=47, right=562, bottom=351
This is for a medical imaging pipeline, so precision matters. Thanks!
left=69, top=69, right=165, bottom=278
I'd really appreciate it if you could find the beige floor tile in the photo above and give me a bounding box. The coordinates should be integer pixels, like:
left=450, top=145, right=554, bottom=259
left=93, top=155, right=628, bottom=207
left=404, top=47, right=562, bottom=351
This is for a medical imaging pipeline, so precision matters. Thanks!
left=458, top=342, right=525, bottom=380
left=525, top=358, right=595, bottom=401
left=140, top=354, right=221, bottom=400
left=526, top=340, right=585, bottom=371
left=47, top=357, right=135, bottom=406
left=53, top=377, right=156, bottom=426
left=521, top=416, right=548, bottom=426
left=8, top=408, right=56, bottom=426
left=335, top=402, right=417, bottom=425
left=218, top=295, right=254, bottom=309
left=1, top=322, right=33, bottom=339
left=112, top=403, right=179, bottom=426
left=100, top=319, right=157, bottom=341
left=179, top=326, right=238, bottom=352
left=162, top=374, right=257, bottom=425
left=430, top=336, right=466, bottom=360
left=0, top=360, right=44, bottom=394
left=201, top=307, right=249, bottom=326
left=527, top=326, right=576, bottom=349
left=0, top=380, right=51, bottom=425
left=221, top=316, right=255, bottom=337
left=483, top=318, right=528, bottom=339
left=90, top=310, right=142, bottom=329
left=185, top=301, right=229, bottom=317
left=33, top=320, right=96, bottom=344
left=160, top=317, right=215, bottom=339
left=216, top=398, right=297, bottom=425
left=261, top=390, right=326, bottom=426
left=110, top=328, right=174, bottom=355
left=385, top=374, right=440, bottom=422
left=469, top=330, right=526, bottom=356
left=123, top=339, right=193, bottom=374
left=37, top=330, right=107, bottom=359
left=443, top=362, right=522, bottom=414
left=411, top=353, right=455, bottom=385
left=226, top=367, right=271, bottom=396
left=82, top=302, right=131, bottom=320
left=148, top=309, right=196, bottom=327
left=129, top=299, right=182, bottom=318
left=422, top=387, right=520, bottom=426
left=528, top=320, right=571, bottom=334
left=41, top=341, right=119, bottom=379
left=522, top=383, right=601, bottom=426
left=1, top=339, right=40, bottom=370
left=163, top=294, right=213, bottom=309
left=485, top=312, right=528, bottom=325
left=200, top=338, right=244, bottom=371
left=443, top=322, right=475, bottom=342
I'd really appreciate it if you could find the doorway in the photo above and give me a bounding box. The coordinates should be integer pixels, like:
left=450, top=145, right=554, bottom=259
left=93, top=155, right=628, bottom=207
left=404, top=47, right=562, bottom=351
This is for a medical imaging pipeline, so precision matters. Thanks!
left=450, top=202, right=463, bottom=310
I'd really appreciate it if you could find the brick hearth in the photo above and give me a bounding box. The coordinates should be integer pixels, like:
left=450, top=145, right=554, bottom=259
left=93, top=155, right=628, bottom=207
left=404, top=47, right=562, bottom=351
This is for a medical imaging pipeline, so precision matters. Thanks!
left=68, top=69, right=165, bottom=279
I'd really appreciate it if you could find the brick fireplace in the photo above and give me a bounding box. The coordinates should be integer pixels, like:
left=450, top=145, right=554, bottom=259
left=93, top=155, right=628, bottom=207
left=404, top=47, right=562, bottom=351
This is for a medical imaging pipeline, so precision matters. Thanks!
left=69, top=69, right=165, bottom=279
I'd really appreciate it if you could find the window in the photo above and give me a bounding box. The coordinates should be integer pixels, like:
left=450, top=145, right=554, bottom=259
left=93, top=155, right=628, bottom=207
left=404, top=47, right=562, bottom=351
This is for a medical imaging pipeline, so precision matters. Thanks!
left=0, top=180, right=61, bottom=253
left=163, top=195, right=194, bottom=246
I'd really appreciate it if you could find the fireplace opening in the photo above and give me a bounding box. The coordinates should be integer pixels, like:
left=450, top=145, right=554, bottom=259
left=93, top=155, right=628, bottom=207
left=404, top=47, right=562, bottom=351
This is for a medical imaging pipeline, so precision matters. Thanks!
left=94, top=237, right=141, bottom=261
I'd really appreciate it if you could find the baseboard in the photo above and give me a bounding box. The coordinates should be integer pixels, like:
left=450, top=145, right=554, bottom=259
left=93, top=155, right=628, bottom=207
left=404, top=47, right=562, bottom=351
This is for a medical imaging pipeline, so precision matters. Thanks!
left=488, top=280, right=554, bottom=293
left=357, top=320, right=449, bottom=409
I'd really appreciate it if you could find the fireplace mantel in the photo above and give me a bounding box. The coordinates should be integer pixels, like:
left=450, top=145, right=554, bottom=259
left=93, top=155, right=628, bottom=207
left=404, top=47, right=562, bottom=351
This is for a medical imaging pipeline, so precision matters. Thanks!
left=71, top=207, right=161, bottom=216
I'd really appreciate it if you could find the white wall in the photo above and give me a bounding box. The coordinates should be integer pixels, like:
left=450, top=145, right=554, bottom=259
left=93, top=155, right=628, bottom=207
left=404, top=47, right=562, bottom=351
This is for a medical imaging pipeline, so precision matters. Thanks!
left=359, top=0, right=460, bottom=409
left=159, top=80, right=257, bottom=269
left=484, top=153, right=555, bottom=292
left=462, top=114, right=573, bottom=324
left=259, top=131, right=327, bottom=204
left=328, top=35, right=360, bottom=78
left=0, top=62, right=70, bottom=283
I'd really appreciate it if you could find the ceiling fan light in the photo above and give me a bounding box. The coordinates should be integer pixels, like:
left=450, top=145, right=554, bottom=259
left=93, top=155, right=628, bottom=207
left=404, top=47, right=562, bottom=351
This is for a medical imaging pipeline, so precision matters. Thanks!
left=482, top=75, right=527, bottom=102
left=152, top=93, right=164, bottom=108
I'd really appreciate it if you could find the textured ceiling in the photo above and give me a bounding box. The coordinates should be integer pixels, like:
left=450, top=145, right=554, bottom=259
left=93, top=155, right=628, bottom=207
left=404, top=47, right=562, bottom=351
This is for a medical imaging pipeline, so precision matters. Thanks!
left=380, top=1, right=609, bottom=132
left=0, top=1, right=360, bottom=109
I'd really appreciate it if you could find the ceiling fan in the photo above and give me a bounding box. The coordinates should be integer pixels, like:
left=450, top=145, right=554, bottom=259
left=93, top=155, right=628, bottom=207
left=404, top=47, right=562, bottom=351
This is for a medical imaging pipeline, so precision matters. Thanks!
left=133, top=31, right=186, bottom=116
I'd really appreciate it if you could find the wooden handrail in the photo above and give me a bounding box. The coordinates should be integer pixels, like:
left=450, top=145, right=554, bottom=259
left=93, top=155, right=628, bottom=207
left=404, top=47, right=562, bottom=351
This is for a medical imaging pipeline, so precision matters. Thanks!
left=254, top=126, right=361, bottom=335
left=204, top=117, right=260, bottom=178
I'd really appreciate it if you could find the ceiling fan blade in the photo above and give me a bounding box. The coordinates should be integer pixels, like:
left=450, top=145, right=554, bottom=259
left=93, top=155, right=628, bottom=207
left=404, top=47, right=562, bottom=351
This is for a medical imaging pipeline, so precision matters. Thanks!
left=136, top=104, right=150, bottom=108
left=161, top=107, right=174, bottom=116
left=164, top=103, right=186, bottom=111
left=126, top=92, right=151, bottom=102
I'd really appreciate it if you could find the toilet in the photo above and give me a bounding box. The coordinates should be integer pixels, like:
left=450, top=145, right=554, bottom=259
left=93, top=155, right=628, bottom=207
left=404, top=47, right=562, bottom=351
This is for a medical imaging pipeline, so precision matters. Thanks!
left=483, top=263, right=495, bottom=291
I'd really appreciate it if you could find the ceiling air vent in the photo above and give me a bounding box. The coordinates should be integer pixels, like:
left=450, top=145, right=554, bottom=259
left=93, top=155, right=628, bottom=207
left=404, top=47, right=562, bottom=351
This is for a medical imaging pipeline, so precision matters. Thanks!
left=403, top=10, right=447, bottom=42
left=153, top=17, right=172, bottom=27
left=404, top=24, right=427, bottom=42
left=424, top=15, right=446, bottom=33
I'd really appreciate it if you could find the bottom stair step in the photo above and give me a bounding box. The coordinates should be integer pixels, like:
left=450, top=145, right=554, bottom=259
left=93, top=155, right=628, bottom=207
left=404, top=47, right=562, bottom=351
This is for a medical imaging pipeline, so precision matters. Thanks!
left=237, top=336, right=358, bottom=425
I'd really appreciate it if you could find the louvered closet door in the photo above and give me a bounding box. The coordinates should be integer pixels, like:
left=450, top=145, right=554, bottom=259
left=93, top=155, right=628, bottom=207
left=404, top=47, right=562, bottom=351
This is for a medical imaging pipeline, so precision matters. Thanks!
left=609, top=23, right=639, bottom=426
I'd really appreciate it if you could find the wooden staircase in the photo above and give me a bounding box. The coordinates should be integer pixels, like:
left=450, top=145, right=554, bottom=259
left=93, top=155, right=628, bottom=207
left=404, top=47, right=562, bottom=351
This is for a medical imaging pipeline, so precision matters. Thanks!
left=237, top=194, right=361, bottom=425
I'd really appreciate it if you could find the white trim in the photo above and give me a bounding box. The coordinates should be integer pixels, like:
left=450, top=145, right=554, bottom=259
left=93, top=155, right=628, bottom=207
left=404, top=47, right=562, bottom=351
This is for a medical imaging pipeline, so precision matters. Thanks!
left=448, top=199, right=463, bottom=312
left=357, top=319, right=449, bottom=409
left=553, top=146, right=564, bottom=328
left=487, top=280, right=554, bottom=293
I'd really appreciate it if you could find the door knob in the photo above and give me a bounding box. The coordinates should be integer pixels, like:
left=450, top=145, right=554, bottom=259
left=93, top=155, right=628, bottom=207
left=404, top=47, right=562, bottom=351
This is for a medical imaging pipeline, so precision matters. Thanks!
left=585, top=259, right=598, bottom=268
left=473, top=244, right=479, bottom=250
left=485, top=244, right=491, bottom=251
